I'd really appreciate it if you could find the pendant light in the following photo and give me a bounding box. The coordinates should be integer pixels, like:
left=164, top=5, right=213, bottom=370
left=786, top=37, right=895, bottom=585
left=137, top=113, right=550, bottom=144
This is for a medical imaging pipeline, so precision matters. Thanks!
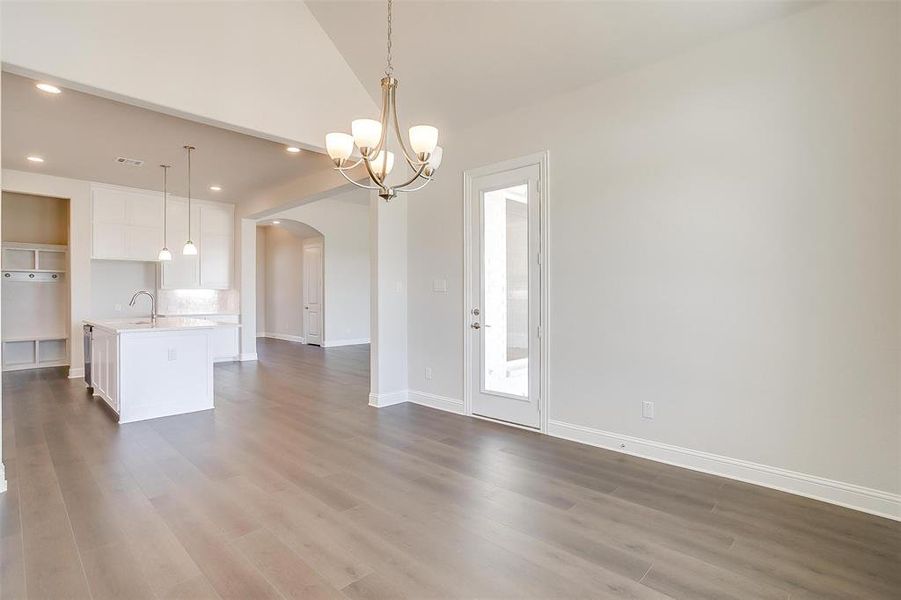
left=182, top=145, right=198, bottom=256
left=158, top=164, right=173, bottom=261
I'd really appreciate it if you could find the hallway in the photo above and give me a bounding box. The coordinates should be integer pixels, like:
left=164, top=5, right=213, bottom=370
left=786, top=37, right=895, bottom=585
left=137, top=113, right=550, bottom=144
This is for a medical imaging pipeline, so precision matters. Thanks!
left=1, top=339, right=898, bottom=599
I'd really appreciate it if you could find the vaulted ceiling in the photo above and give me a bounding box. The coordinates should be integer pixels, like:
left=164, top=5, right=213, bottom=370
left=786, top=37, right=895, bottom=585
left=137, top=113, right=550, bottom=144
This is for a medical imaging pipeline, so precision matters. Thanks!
left=308, top=0, right=818, bottom=133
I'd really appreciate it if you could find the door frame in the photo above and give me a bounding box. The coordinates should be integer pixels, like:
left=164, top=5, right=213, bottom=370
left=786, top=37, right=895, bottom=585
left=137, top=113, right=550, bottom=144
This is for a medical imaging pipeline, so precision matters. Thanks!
left=463, top=151, right=549, bottom=433
left=302, top=237, right=324, bottom=345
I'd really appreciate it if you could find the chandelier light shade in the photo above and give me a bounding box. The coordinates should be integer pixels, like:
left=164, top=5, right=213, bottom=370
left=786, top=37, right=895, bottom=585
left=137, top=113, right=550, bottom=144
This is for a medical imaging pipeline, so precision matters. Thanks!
left=158, top=164, right=173, bottom=261
left=326, top=133, right=354, bottom=161
left=325, top=0, right=443, bottom=200
left=182, top=145, right=198, bottom=256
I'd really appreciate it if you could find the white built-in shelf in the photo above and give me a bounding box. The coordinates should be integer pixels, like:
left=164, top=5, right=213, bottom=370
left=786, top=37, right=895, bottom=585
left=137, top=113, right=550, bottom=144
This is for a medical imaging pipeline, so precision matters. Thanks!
left=1, top=241, right=70, bottom=371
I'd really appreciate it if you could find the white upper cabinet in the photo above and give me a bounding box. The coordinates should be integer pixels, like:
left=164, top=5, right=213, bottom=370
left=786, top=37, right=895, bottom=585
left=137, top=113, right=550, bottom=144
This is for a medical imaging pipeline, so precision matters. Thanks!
left=91, top=185, right=164, bottom=261
left=92, top=184, right=234, bottom=290
left=160, top=199, right=201, bottom=289
left=161, top=199, right=234, bottom=290
left=199, top=203, right=234, bottom=290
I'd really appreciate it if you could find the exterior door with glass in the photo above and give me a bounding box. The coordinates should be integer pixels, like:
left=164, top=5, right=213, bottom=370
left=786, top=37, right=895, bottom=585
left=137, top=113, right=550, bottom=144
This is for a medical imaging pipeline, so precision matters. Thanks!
left=468, top=163, right=541, bottom=428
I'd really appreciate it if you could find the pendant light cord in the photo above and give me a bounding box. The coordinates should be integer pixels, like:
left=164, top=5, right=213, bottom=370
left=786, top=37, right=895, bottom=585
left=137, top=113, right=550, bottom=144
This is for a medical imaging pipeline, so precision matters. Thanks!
left=185, top=145, right=193, bottom=241
left=162, top=165, right=169, bottom=245
left=385, top=0, right=393, bottom=77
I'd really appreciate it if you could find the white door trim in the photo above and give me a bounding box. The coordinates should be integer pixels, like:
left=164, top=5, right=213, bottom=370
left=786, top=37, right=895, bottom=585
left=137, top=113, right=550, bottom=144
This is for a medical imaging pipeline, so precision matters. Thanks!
left=463, top=151, right=550, bottom=433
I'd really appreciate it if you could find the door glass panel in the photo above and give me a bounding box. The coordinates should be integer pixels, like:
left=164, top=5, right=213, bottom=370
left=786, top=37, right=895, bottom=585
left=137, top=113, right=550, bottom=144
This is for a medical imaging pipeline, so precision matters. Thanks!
left=482, top=183, right=529, bottom=398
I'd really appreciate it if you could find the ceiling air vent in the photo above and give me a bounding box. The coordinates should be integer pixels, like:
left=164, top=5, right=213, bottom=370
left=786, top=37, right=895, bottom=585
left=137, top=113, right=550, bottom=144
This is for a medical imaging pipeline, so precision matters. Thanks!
left=115, top=156, right=144, bottom=167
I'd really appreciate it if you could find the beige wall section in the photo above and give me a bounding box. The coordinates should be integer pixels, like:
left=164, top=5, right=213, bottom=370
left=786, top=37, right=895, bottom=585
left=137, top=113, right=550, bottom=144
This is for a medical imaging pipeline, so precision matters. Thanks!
left=407, top=2, right=901, bottom=495
left=263, top=226, right=308, bottom=339
left=256, top=226, right=268, bottom=334
left=1, top=192, right=69, bottom=244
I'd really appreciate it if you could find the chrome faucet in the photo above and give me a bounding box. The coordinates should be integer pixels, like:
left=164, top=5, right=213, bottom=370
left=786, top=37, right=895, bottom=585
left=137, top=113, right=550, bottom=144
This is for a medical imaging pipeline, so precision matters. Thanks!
left=128, top=290, right=157, bottom=323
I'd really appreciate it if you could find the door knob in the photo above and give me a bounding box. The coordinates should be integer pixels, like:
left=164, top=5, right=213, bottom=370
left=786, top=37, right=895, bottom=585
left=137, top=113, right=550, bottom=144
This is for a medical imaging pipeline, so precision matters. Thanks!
left=305, top=306, right=309, bottom=309
left=471, top=322, right=481, bottom=330
left=471, top=307, right=480, bottom=316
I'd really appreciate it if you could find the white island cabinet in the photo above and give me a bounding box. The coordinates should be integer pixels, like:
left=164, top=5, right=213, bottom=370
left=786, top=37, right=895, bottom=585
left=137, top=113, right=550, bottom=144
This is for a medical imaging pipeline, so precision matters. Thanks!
left=85, top=317, right=238, bottom=423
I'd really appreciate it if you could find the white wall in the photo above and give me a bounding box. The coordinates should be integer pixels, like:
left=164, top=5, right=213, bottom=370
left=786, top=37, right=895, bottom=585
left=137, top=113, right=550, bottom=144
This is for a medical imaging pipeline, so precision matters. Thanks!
left=273, top=189, right=371, bottom=346
left=90, top=261, right=156, bottom=319
left=1, top=1, right=375, bottom=151
left=407, top=1, right=900, bottom=502
left=256, top=226, right=268, bottom=334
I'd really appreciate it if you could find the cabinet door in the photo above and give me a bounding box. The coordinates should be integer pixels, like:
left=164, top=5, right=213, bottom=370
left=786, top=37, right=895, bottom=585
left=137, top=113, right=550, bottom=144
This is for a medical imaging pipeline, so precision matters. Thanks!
left=161, top=200, right=200, bottom=289
left=199, top=205, right=234, bottom=289
left=92, top=186, right=163, bottom=260
left=126, top=226, right=163, bottom=262
left=210, top=326, right=239, bottom=362
left=93, top=222, right=126, bottom=259
left=92, top=188, right=127, bottom=224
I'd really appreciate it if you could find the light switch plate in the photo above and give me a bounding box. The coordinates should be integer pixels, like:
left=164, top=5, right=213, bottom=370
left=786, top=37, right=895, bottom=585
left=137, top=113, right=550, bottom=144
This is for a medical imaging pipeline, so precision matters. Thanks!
left=168, top=348, right=177, bottom=362
left=432, top=278, right=448, bottom=293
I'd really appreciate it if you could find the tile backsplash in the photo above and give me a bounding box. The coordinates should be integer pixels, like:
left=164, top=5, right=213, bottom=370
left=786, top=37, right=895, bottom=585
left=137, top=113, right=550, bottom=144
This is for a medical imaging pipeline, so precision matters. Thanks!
left=157, top=288, right=239, bottom=316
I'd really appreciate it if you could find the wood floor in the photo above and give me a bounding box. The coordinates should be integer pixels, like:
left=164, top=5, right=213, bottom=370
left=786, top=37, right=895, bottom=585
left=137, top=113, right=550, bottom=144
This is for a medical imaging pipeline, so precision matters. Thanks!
left=1, top=338, right=898, bottom=599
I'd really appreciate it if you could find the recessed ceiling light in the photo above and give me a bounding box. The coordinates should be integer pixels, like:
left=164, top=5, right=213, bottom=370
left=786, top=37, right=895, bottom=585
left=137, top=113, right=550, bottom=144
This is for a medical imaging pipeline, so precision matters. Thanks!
left=209, top=185, right=222, bottom=191
left=272, top=220, right=281, bottom=225
left=26, top=155, right=45, bottom=163
left=286, top=146, right=301, bottom=153
left=35, top=83, right=62, bottom=94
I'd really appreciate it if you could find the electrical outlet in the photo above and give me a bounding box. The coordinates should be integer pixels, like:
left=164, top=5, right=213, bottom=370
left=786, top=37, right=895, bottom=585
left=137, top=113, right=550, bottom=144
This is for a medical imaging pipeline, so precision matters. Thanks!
left=642, top=401, right=655, bottom=419
left=425, top=367, right=433, bottom=380
left=167, top=348, right=177, bottom=362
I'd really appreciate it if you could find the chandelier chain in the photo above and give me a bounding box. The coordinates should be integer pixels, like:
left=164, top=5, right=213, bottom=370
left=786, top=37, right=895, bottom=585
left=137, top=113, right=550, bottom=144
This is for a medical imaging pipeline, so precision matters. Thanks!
left=385, top=0, right=393, bottom=76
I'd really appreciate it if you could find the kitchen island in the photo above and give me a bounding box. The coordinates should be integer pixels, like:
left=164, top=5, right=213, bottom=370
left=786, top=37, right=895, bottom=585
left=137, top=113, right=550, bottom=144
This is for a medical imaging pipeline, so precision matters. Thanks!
left=84, top=317, right=239, bottom=423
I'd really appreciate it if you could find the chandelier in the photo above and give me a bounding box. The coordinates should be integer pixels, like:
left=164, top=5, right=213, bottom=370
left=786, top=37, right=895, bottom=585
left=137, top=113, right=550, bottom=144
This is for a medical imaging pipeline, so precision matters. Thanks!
left=325, top=0, right=443, bottom=201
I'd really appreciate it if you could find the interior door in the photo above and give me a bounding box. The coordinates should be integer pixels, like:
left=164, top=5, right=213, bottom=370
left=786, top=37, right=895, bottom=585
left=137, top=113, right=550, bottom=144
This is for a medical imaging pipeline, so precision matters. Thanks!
left=303, top=240, right=323, bottom=346
left=469, top=163, right=541, bottom=428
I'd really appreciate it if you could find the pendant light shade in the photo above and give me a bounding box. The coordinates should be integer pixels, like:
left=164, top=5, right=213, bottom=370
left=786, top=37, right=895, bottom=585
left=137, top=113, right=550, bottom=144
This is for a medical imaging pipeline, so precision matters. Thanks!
left=158, top=164, right=172, bottom=261
left=182, top=145, right=196, bottom=256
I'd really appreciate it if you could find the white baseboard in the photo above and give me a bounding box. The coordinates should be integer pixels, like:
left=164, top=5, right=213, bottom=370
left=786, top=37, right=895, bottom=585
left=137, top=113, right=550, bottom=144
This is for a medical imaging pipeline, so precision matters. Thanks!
left=368, top=390, right=408, bottom=408
left=0, top=465, right=6, bottom=494
left=68, top=367, right=85, bottom=379
left=407, top=390, right=465, bottom=415
left=324, top=338, right=370, bottom=347
left=262, top=332, right=305, bottom=344
left=238, top=353, right=258, bottom=362
left=547, top=420, right=901, bottom=521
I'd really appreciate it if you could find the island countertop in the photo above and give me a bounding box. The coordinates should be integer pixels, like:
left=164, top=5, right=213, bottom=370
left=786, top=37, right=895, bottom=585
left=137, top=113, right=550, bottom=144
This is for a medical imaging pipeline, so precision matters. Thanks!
left=84, top=317, right=240, bottom=334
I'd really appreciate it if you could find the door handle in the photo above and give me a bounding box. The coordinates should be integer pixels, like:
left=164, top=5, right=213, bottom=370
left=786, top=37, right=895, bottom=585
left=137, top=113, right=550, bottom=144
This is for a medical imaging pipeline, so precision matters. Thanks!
left=305, top=306, right=309, bottom=310
left=471, top=322, right=481, bottom=330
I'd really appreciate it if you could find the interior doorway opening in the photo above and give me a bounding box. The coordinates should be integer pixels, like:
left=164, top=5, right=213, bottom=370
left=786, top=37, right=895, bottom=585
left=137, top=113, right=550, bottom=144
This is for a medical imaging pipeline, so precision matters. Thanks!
left=255, top=219, right=324, bottom=345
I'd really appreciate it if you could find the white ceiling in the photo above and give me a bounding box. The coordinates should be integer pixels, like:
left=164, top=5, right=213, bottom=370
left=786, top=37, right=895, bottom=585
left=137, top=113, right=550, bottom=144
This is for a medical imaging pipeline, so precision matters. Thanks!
left=308, top=0, right=817, bottom=133
left=1, top=73, right=335, bottom=204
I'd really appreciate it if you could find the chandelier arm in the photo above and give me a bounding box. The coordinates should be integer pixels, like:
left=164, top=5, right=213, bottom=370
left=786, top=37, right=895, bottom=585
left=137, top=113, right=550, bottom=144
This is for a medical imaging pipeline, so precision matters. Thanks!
left=389, top=85, right=427, bottom=170
left=394, top=174, right=435, bottom=194
left=362, top=153, right=389, bottom=192
left=391, top=161, right=429, bottom=191
left=373, top=82, right=392, bottom=157
left=335, top=166, right=382, bottom=191
left=336, top=157, right=365, bottom=171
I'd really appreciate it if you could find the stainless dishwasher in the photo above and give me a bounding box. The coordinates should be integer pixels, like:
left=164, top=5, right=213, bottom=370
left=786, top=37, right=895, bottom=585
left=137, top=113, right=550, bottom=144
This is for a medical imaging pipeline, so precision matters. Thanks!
left=83, top=323, right=93, bottom=390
